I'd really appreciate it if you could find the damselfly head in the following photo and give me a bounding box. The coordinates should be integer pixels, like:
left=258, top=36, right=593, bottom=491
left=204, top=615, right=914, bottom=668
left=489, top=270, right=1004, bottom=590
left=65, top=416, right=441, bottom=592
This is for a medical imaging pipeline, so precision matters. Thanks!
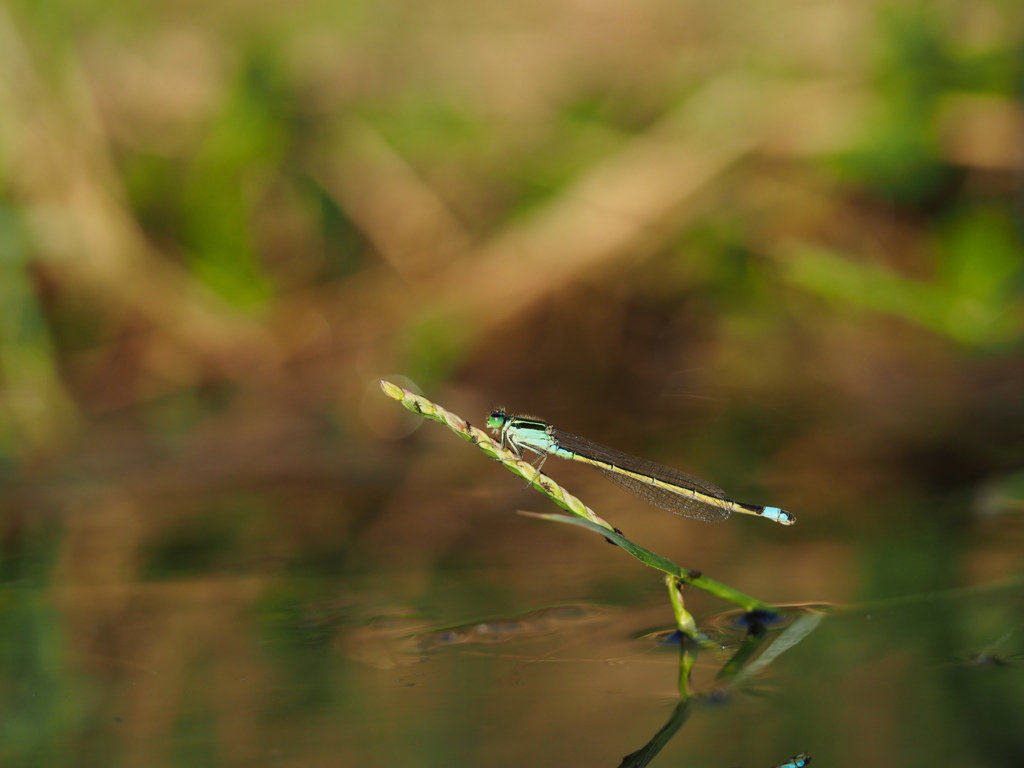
left=486, top=409, right=509, bottom=432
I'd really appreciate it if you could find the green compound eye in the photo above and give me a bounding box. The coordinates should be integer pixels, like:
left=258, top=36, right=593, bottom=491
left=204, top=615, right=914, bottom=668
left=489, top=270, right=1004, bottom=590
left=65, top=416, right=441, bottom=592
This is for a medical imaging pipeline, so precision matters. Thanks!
left=486, top=410, right=508, bottom=431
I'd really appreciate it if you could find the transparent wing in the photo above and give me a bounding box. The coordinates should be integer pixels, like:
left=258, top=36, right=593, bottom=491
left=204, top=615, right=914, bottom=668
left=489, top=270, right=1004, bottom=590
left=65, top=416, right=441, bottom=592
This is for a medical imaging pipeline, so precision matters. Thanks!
left=551, top=429, right=731, bottom=523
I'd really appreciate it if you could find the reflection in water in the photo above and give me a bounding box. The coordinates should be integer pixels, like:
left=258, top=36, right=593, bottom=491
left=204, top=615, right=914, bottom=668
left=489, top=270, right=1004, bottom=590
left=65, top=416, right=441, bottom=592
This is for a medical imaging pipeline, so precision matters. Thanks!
left=617, top=698, right=691, bottom=768
left=348, top=597, right=822, bottom=767
left=965, top=653, right=1014, bottom=668
left=339, top=603, right=608, bottom=669
left=416, top=604, right=608, bottom=651
left=700, top=603, right=838, bottom=637
left=615, top=615, right=818, bottom=768
left=951, top=623, right=1024, bottom=670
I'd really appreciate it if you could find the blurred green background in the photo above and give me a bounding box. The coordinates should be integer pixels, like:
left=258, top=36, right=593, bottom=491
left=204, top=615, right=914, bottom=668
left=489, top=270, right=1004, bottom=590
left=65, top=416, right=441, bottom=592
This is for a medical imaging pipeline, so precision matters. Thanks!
left=1, top=0, right=1023, bottom=766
